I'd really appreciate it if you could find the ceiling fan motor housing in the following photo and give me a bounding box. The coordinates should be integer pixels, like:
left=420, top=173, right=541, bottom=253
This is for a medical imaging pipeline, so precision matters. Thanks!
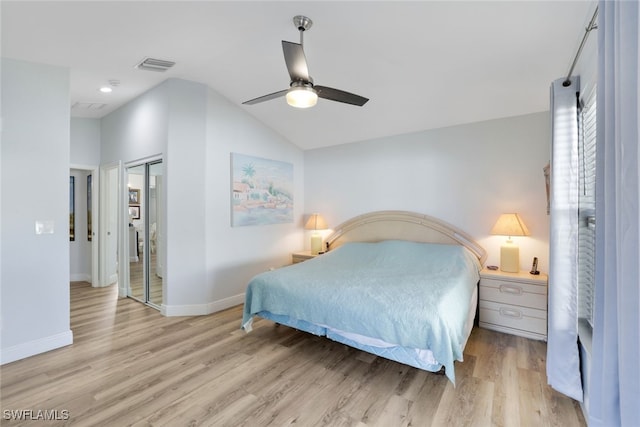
left=293, top=15, right=313, bottom=32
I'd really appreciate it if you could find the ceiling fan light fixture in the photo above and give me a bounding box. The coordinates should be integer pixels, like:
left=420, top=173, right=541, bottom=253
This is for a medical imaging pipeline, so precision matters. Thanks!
left=286, top=85, right=317, bottom=108
left=242, top=15, right=368, bottom=108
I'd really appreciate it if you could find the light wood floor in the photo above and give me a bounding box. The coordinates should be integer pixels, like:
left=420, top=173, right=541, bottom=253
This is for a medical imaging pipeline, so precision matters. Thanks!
left=1, top=282, right=586, bottom=426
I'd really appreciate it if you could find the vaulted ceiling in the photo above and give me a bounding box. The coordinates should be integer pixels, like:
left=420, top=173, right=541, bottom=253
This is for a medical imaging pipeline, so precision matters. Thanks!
left=1, top=1, right=595, bottom=149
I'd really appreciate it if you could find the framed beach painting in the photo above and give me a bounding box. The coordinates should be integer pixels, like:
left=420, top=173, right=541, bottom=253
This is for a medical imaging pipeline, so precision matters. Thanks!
left=231, top=153, right=294, bottom=227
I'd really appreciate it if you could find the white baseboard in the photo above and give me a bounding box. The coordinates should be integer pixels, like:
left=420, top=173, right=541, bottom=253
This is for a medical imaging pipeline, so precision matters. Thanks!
left=70, top=273, right=91, bottom=282
left=162, top=293, right=245, bottom=317
left=207, top=293, right=245, bottom=313
left=1, top=330, right=73, bottom=365
left=162, top=303, right=210, bottom=316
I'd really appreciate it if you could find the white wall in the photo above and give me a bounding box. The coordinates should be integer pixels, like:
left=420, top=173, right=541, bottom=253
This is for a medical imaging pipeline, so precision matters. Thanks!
left=101, top=78, right=304, bottom=315
left=70, top=118, right=100, bottom=284
left=204, top=88, right=305, bottom=309
left=1, top=58, right=73, bottom=364
left=163, top=78, right=208, bottom=310
left=101, top=83, right=169, bottom=164
left=101, top=79, right=170, bottom=298
left=102, top=79, right=170, bottom=304
left=305, top=112, right=551, bottom=272
left=71, top=117, right=101, bottom=166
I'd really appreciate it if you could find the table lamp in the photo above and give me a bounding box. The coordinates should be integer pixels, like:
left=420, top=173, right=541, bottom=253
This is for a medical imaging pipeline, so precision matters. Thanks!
left=305, top=213, right=328, bottom=255
left=490, top=213, right=530, bottom=273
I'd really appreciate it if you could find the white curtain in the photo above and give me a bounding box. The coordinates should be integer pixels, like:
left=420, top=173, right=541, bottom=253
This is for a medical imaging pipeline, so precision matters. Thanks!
left=589, top=1, right=640, bottom=426
left=547, top=78, right=583, bottom=401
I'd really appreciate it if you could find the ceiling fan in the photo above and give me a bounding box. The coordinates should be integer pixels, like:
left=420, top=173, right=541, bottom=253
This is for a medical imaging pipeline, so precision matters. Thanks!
left=243, top=15, right=369, bottom=109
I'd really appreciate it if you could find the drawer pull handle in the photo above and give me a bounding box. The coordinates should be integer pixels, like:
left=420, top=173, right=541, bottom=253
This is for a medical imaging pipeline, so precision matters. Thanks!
left=500, top=284, right=523, bottom=295
left=499, top=307, right=523, bottom=319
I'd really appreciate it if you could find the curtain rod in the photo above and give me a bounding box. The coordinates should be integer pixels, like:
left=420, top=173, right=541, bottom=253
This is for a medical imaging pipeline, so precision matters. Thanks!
left=563, top=6, right=599, bottom=87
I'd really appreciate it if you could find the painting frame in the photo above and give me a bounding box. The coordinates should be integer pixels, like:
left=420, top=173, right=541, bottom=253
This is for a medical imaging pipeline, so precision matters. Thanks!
left=129, top=188, right=140, bottom=205
left=231, top=153, right=294, bottom=227
left=128, top=205, right=141, bottom=220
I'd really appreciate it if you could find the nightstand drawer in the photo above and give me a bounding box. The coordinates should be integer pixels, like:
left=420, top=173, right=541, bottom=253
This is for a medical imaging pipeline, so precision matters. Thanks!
left=479, top=300, right=547, bottom=336
left=480, top=278, right=547, bottom=310
left=292, top=251, right=317, bottom=264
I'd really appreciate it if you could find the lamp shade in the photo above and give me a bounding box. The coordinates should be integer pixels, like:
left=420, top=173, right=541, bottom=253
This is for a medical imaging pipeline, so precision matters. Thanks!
left=490, top=213, right=530, bottom=237
left=304, top=213, right=328, bottom=231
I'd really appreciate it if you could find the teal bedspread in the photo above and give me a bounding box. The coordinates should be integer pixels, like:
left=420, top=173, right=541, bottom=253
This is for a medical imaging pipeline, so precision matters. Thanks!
left=242, top=240, right=481, bottom=383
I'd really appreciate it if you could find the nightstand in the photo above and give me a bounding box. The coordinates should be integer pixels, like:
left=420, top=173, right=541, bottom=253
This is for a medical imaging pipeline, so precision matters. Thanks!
left=291, top=251, right=319, bottom=264
left=478, top=268, right=548, bottom=341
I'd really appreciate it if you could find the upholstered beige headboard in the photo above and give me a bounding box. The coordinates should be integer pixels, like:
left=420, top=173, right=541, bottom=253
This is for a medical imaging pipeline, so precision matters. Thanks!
left=325, top=210, right=487, bottom=264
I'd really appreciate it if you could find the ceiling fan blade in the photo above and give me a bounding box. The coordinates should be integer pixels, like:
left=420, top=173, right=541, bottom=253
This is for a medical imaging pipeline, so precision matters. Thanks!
left=315, top=86, right=369, bottom=106
left=242, top=89, right=288, bottom=105
left=282, top=41, right=310, bottom=82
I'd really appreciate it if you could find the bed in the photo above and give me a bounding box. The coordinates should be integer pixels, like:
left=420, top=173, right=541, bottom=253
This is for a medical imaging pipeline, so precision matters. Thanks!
left=241, top=211, right=486, bottom=384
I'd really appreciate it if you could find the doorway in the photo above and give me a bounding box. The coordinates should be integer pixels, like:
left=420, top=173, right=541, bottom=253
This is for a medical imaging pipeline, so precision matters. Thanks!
left=126, top=159, right=163, bottom=309
left=69, top=166, right=99, bottom=287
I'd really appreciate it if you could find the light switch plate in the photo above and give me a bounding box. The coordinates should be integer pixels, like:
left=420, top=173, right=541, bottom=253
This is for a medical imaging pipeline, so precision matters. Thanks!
left=35, top=220, right=54, bottom=235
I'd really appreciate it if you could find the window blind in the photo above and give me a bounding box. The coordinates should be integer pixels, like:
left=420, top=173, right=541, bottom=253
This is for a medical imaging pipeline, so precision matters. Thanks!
left=578, top=86, right=596, bottom=328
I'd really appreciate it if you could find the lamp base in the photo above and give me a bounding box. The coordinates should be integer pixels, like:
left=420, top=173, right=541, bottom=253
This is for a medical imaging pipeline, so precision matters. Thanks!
left=310, top=234, right=322, bottom=255
left=500, top=242, right=520, bottom=273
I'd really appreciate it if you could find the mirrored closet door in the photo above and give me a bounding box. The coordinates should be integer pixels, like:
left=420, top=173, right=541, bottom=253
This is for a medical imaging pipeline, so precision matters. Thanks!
left=126, top=159, right=163, bottom=309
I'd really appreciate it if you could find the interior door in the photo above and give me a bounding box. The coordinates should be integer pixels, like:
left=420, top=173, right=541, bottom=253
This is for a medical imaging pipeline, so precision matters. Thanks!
left=89, top=167, right=100, bottom=287
left=126, top=159, right=163, bottom=309
left=127, top=164, right=145, bottom=301
left=148, top=161, right=163, bottom=307
left=100, top=163, right=120, bottom=288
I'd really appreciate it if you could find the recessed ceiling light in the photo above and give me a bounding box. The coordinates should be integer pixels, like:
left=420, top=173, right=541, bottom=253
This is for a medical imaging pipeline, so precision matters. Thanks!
left=99, top=80, right=120, bottom=93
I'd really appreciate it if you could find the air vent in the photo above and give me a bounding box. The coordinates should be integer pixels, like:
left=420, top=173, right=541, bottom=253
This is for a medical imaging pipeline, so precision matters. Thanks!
left=135, top=57, right=176, bottom=72
left=72, top=102, right=107, bottom=110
